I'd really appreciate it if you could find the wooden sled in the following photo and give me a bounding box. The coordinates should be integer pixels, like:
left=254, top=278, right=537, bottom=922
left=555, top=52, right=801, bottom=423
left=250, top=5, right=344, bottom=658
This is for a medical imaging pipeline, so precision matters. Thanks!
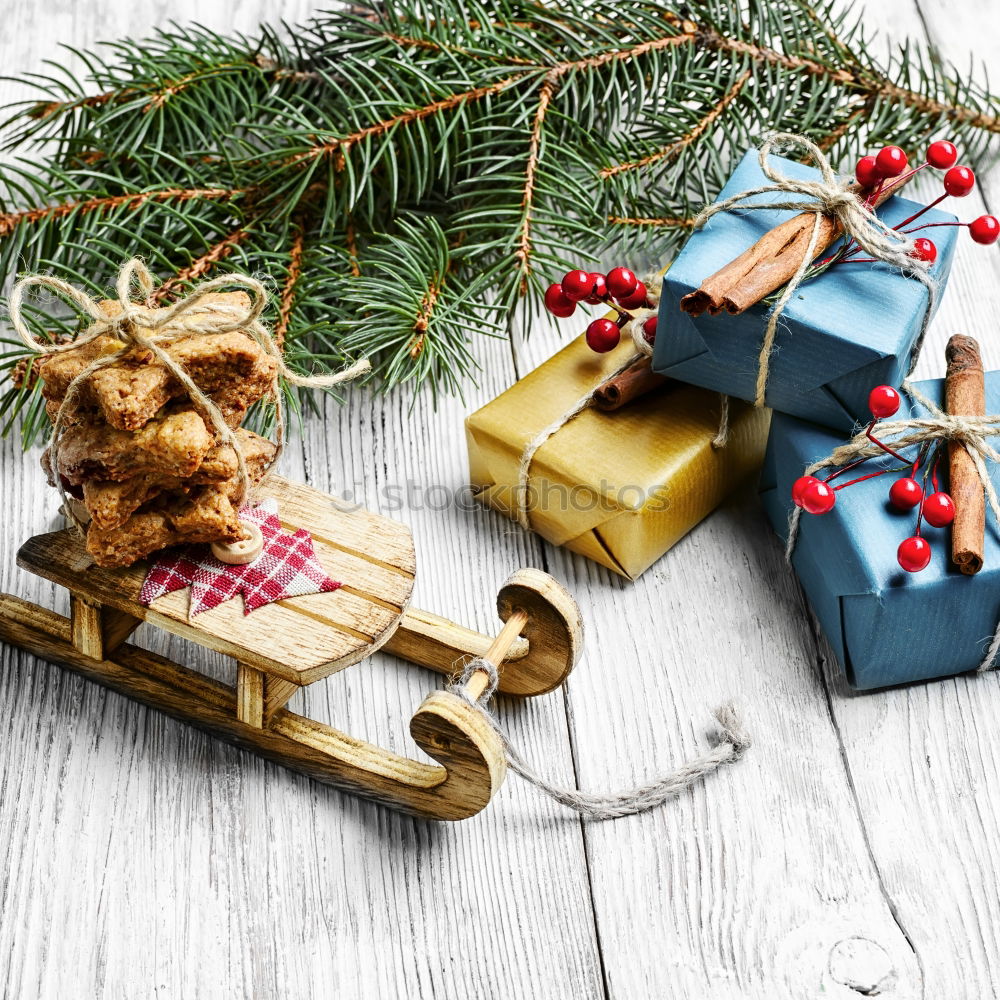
left=0, top=476, right=582, bottom=821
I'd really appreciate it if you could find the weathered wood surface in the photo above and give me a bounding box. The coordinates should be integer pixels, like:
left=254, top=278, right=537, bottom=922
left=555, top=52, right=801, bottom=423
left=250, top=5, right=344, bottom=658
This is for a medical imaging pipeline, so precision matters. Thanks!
left=0, top=1, right=998, bottom=997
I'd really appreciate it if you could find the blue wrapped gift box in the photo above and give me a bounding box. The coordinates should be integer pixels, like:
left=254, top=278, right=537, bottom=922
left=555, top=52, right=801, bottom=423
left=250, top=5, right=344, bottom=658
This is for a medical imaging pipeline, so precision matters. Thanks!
left=759, top=374, right=1000, bottom=690
left=653, top=149, right=958, bottom=431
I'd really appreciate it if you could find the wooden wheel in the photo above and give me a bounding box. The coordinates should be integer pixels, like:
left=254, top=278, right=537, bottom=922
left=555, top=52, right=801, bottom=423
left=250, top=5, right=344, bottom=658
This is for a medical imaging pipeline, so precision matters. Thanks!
left=491, top=568, right=583, bottom=696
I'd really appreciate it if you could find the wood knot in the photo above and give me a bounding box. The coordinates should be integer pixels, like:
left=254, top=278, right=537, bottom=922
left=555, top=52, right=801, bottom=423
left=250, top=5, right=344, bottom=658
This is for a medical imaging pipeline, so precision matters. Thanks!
left=828, top=937, right=897, bottom=996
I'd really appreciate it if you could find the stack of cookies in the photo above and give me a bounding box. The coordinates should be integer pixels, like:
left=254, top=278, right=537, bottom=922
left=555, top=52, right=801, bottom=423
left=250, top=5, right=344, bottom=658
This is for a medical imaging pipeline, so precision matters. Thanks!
left=36, top=292, right=279, bottom=568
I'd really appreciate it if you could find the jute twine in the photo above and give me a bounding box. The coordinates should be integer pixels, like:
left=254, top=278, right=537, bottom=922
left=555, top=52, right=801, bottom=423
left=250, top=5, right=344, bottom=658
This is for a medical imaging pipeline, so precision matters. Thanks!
left=785, top=381, right=1000, bottom=672
left=449, top=657, right=750, bottom=820
left=9, top=258, right=370, bottom=534
left=514, top=273, right=730, bottom=531
left=691, top=132, right=937, bottom=408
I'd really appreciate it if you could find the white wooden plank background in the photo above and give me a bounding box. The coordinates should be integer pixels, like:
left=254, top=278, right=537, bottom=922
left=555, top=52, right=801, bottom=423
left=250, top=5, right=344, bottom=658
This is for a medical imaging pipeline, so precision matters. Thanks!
left=0, top=2, right=998, bottom=997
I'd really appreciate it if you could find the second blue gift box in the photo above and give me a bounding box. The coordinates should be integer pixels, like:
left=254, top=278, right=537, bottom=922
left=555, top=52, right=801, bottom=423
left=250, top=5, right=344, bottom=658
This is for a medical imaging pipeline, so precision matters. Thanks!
left=759, top=373, right=1000, bottom=690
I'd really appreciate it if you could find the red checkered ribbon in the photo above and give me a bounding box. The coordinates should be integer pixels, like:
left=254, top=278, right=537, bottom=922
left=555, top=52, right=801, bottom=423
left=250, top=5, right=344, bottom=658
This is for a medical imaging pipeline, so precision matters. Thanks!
left=140, top=499, right=340, bottom=616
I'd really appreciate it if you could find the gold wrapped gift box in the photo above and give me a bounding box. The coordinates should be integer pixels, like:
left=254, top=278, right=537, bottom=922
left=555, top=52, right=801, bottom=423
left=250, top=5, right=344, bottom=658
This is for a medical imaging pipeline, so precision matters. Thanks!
left=466, top=333, right=771, bottom=579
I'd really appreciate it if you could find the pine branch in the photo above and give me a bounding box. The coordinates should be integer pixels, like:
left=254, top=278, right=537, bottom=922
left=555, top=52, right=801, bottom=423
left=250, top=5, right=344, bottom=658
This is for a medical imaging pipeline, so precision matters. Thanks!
left=608, top=215, right=697, bottom=228
left=514, top=75, right=555, bottom=294
left=1, top=0, right=998, bottom=445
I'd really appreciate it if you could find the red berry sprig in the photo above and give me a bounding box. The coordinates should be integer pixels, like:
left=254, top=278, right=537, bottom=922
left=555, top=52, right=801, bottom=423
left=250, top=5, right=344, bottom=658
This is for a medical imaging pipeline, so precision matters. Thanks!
left=867, top=384, right=900, bottom=418
left=543, top=264, right=655, bottom=354
left=875, top=145, right=908, bottom=178
left=792, top=384, right=956, bottom=574
left=898, top=536, right=932, bottom=573
left=586, top=273, right=608, bottom=303
left=855, top=155, right=880, bottom=188
left=642, top=315, right=658, bottom=344
left=560, top=269, right=594, bottom=302
left=606, top=267, right=638, bottom=300
left=821, top=139, right=995, bottom=272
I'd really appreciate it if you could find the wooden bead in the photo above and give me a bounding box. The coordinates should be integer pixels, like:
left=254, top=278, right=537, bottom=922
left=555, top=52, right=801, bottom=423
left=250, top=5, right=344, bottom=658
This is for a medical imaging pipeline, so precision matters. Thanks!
left=211, top=522, right=263, bottom=565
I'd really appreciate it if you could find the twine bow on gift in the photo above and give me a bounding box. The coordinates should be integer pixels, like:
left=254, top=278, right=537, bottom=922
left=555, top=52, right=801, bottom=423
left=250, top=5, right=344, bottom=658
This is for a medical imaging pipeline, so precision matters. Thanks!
left=785, top=381, right=1000, bottom=671
left=691, top=131, right=938, bottom=408
left=9, top=257, right=370, bottom=534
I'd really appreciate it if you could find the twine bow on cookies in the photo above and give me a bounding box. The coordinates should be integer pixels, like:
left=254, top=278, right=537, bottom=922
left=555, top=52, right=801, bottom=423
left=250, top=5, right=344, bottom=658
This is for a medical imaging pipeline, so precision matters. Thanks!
left=9, top=257, right=370, bottom=534
left=692, top=131, right=937, bottom=407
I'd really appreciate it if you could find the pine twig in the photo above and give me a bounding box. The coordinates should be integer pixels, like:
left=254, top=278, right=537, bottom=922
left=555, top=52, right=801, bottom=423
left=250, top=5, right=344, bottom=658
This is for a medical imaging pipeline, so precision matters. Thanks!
left=599, top=70, right=752, bottom=179
left=697, top=24, right=1000, bottom=130
left=275, top=226, right=305, bottom=350
left=516, top=75, right=556, bottom=293
left=514, top=30, right=703, bottom=289
left=0, top=186, right=247, bottom=238
left=151, top=223, right=254, bottom=302
left=345, top=218, right=361, bottom=277
left=289, top=76, right=520, bottom=167
left=607, top=215, right=697, bottom=229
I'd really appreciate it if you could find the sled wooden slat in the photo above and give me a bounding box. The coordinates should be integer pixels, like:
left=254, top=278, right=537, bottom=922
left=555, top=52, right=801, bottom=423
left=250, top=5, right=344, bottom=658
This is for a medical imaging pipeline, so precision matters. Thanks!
left=17, top=475, right=417, bottom=686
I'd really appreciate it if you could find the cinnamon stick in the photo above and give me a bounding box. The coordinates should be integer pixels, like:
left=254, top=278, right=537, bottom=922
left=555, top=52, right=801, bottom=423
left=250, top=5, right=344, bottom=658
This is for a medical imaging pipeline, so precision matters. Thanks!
left=592, top=356, right=669, bottom=412
left=681, top=175, right=911, bottom=317
left=946, top=334, right=987, bottom=575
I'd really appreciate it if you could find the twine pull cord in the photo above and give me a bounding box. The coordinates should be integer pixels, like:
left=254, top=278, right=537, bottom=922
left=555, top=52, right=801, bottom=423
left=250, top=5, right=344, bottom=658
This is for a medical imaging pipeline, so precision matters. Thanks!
left=449, top=657, right=749, bottom=820
left=9, top=258, right=370, bottom=535
left=691, top=132, right=937, bottom=407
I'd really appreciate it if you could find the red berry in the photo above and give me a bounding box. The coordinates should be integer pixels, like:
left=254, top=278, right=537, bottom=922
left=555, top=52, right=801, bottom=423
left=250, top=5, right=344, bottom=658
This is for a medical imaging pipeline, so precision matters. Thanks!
left=875, top=145, right=908, bottom=178
left=855, top=155, right=880, bottom=188
left=585, top=272, right=608, bottom=304
left=889, top=477, right=923, bottom=510
left=617, top=281, right=648, bottom=310
left=926, top=139, right=958, bottom=169
left=585, top=318, right=621, bottom=353
left=605, top=267, right=638, bottom=300
left=944, top=165, right=975, bottom=197
left=801, top=479, right=836, bottom=514
left=544, top=283, right=576, bottom=318
left=561, top=269, right=595, bottom=302
left=792, top=475, right=821, bottom=508
left=642, top=315, right=658, bottom=345
left=868, top=384, right=900, bottom=418
left=897, top=535, right=932, bottom=573
left=923, top=491, right=956, bottom=527
left=970, top=215, right=1000, bottom=245
left=910, top=238, right=937, bottom=263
